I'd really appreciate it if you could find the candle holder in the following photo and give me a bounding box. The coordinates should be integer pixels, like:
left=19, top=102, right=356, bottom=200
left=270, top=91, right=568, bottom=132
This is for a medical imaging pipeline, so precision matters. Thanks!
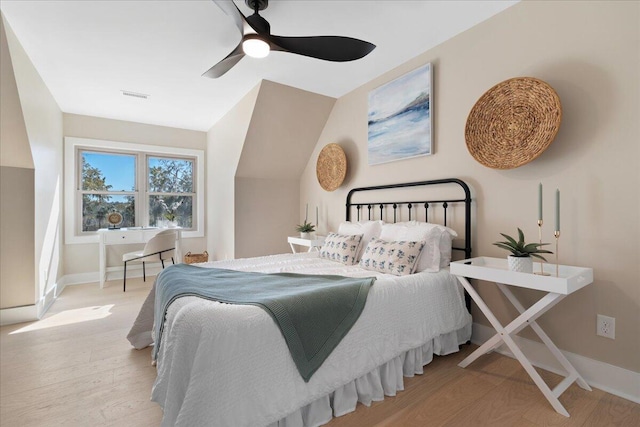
left=535, top=220, right=550, bottom=276
left=554, top=230, right=560, bottom=277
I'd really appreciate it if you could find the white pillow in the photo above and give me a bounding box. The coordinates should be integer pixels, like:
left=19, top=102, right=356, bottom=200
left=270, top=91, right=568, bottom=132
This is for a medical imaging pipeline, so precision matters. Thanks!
left=439, top=231, right=453, bottom=268
left=359, top=238, right=425, bottom=276
left=318, top=233, right=363, bottom=266
left=338, top=220, right=383, bottom=261
left=381, top=221, right=458, bottom=239
left=380, top=223, right=442, bottom=272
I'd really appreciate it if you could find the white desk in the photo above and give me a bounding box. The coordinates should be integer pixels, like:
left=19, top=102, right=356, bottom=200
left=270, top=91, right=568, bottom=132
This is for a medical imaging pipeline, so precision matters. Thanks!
left=97, top=228, right=182, bottom=288
left=450, top=257, right=593, bottom=417
left=288, top=235, right=325, bottom=253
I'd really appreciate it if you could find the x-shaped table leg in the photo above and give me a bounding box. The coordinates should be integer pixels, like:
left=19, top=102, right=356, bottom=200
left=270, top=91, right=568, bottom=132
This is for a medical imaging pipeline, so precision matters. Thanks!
left=456, top=276, right=591, bottom=417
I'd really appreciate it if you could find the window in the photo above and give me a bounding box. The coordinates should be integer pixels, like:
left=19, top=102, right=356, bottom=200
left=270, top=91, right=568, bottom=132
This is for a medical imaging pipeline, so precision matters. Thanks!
left=81, top=151, right=136, bottom=231
left=65, top=137, right=204, bottom=243
left=147, top=156, right=195, bottom=228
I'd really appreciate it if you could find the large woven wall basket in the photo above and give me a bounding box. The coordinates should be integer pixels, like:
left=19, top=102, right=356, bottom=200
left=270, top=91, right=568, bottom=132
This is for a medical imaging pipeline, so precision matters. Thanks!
left=316, top=143, right=347, bottom=191
left=465, top=77, right=562, bottom=170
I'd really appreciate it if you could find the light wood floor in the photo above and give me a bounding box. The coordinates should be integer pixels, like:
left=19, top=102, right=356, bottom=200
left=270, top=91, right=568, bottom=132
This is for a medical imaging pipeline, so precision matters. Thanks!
left=1, top=277, right=638, bottom=427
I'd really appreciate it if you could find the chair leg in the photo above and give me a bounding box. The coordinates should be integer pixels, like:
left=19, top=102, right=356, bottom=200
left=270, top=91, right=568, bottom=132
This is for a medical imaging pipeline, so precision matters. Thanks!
left=161, top=259, right=165, bottom=269
left=143, top=262, right=146, bottom=282
left=123, top=261, right=127, bottom=292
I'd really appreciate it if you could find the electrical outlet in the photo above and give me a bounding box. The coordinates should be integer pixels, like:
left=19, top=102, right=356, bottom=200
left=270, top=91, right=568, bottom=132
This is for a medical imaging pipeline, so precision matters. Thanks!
left=597, top=314, right=615, bottom=339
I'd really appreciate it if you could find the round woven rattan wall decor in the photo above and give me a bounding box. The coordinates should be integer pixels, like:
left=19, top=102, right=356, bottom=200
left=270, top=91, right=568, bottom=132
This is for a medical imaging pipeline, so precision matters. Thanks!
left=316, top=143, right=347, bottom=191
left=465, top=77, right=562, bottom=170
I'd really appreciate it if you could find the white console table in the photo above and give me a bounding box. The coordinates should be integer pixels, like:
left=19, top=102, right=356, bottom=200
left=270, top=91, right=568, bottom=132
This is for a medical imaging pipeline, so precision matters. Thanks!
left=288, top=235, right=325, bottom=253
left=450, top=257, right=593, bottom=417
left=97, top=228, right=182, bottom=288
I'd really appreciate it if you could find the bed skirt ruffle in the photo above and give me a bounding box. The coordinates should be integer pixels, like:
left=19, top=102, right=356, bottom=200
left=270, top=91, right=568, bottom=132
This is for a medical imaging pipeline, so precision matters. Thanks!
left=267, top=323, right=472, bottom=427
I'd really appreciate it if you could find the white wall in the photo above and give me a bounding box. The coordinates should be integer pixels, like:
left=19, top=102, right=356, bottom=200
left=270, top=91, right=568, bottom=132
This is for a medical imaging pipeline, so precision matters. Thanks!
left=300, top=1, right=639, bottom=372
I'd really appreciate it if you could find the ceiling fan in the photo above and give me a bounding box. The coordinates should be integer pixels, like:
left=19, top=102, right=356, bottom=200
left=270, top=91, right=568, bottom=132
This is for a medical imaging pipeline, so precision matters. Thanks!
left=203, top=0, right=376, bottom=78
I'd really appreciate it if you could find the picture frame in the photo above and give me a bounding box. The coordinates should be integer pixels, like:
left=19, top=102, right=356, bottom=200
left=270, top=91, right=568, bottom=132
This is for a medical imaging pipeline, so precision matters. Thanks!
left=367, top=63, right=433, bottom=165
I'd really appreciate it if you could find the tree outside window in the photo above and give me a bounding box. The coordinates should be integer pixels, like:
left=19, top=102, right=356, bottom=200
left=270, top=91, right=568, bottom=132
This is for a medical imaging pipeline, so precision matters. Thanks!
left=148, top=157, right=194, bottom=229
left=78, top=150, right=196, bottom=232
left=81, top=151, right=136, bottom=231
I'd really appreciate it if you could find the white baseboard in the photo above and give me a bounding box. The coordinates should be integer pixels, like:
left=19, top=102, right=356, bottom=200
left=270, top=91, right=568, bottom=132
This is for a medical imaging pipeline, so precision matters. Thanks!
left=1, top=281, right=63, bottom=326
left=471, top=322, right=640, bottom=404
left=0, top=304, right=37, bottom=326
left=37, top=285, right=58, bottom=318
left=62, top=263, right=165, bottom=287
left=59, top=271, right=100, bottom=287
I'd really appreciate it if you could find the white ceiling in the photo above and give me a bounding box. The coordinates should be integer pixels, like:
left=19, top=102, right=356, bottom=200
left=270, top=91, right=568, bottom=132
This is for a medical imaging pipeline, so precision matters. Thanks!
left=1, top=0, right=518, bottom=132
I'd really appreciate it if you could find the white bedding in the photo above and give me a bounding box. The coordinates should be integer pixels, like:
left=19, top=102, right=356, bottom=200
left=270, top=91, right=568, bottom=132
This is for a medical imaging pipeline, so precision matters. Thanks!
left=128, top=252, right=472, bottom=427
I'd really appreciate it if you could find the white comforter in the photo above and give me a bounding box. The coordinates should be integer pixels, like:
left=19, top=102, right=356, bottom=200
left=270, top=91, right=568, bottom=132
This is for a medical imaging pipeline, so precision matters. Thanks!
left=129, top=252, right=471, bottom=427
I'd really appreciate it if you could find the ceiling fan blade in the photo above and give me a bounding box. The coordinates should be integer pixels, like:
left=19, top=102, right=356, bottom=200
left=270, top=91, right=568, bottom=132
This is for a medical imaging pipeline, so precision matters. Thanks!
left=212, top=0, right=259, bottom=35
left=267, top=35, right=375, bottom=62
left=202, top=43, right=245, bottom=78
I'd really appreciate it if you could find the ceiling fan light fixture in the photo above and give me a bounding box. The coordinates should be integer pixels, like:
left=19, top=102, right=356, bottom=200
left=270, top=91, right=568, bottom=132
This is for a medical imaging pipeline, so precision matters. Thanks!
left=242, top=34, right=270, bottom=58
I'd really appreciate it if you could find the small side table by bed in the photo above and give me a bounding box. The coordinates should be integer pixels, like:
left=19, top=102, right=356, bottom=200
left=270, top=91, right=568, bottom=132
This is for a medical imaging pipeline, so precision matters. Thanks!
left=450, top=257, right=593, bottom=417
left=288, top=235, right=325, bottom=253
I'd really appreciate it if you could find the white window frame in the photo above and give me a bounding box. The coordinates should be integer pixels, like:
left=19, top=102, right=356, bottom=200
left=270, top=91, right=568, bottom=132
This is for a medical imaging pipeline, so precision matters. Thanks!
left=65, top=137, right=205, bottom=244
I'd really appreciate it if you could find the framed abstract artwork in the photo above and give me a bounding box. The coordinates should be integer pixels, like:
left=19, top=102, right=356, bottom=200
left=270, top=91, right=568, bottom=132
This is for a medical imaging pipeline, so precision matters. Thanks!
left=367, top=63, right=433, bottom=165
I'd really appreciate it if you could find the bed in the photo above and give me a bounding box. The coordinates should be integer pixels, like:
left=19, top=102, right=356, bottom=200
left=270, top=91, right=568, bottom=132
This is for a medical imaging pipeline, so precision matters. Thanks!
left=128, top=178, right=474, bottom=427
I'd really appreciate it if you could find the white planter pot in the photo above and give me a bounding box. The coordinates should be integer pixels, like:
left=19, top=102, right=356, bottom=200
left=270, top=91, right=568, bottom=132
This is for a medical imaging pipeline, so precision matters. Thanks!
left=300, top=232, right=311, bottom=239
left=507, top=256, right=533, bottom=273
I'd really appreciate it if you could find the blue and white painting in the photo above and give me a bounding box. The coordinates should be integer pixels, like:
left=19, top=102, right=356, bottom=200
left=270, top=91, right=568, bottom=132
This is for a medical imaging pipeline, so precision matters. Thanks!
left=368, top=63, right=432, bottom=165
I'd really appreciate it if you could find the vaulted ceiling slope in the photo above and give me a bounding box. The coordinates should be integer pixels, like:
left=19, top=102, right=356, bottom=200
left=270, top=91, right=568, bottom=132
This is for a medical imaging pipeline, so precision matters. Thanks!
left=0, top=1, right=518, bottom=131
left=0, top=16, right=32, bottom=169
left=236, top=80, right=335, bottom=179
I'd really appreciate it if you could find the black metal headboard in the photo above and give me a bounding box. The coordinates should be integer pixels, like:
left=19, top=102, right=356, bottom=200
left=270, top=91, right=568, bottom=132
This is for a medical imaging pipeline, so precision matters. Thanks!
left=345, top=178, right=472, bottom=260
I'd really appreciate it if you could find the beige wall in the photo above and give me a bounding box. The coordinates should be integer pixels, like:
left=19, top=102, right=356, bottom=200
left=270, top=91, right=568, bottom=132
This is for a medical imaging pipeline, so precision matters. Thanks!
left=235, top=178, right=299, bottom=259
left=0, top=167, right=35, bottom=309
left=3, top=15, right=64, bottom=306
left=63, top=114, right=208, bottom=275
left=300, top=0, right=639, bottom=372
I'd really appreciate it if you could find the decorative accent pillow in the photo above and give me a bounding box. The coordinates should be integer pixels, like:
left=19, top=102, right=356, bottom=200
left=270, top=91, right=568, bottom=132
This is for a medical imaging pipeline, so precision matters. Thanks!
left=359, top=238, right=425, bottom=276
left=319, top=233, right=363, bottom=266
left=337, top=220, right=383, bottom=261
left=380, top=221, right=458, bottom=272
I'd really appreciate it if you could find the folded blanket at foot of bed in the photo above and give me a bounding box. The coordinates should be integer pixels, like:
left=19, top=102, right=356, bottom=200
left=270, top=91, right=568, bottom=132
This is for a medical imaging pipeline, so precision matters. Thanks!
left=153, top=264, right=376, bottom=381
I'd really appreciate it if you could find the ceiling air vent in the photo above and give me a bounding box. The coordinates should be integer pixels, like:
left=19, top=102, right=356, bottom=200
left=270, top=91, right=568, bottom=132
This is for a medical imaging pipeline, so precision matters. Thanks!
left=121, top=90, right=150, bottom=99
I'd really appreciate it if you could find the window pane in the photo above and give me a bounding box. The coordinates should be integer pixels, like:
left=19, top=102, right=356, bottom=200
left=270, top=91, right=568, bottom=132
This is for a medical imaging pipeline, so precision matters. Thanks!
left=148, top=157, right=193, bottom=193
left=82, top=151, right=136, bottom=192
left=149, top=195, right=193, bottom=228
left=82, top=194, right=135, bottom=231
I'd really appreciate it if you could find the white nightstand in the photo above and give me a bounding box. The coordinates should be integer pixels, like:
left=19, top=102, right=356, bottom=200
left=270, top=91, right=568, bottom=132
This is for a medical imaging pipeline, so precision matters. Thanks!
left=287, top=235, right=325, bottom=253
left=450, top=257, right=593, bottom=417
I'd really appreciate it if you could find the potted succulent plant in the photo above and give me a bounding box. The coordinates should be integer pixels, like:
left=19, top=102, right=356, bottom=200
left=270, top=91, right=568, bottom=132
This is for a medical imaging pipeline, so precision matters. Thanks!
left=493, top=228, right=553, bottom=273
left=295, top=221, right=316, bottom=239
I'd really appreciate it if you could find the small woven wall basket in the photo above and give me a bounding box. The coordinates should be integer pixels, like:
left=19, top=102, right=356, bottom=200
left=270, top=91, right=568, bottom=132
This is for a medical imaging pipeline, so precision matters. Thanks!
left=465, top=77, right=562, bottom=170
left=183, top=251, right=208, bottom=264
left=316, top=143, right=347, bottom=191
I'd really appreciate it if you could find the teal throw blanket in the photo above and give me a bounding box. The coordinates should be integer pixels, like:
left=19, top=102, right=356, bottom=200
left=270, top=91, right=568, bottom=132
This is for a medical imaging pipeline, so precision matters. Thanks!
left=153, top=264, right=375, bottom=382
